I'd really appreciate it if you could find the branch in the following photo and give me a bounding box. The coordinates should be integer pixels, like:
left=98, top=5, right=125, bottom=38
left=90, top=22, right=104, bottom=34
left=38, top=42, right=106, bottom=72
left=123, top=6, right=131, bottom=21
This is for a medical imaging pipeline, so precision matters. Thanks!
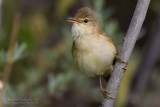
left=127, top=18, right=160, bottom=107
left=102, top=0, right=151, bottom=106
left=0, top=12, right=21, bottom=106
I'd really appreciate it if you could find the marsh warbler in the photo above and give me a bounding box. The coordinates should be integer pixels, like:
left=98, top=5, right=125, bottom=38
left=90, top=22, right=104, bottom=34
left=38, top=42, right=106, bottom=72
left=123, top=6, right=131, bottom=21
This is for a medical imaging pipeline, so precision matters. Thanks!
left=67, top=7, right=123, bottom=98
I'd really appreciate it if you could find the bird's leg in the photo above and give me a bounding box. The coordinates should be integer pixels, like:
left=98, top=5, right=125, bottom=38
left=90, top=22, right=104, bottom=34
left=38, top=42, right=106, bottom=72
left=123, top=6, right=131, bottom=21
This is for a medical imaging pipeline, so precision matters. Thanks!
left=115, top=55, right=125, bottom=63
left=99, top=76, right=113, bottom=99
left=115, top=55, right=128, bottom=70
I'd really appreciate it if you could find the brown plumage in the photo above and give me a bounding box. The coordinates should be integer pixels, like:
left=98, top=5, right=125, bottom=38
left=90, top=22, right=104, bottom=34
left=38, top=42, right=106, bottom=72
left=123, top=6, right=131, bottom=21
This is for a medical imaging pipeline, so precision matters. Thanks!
left=67, top=7, right=123, bottom=98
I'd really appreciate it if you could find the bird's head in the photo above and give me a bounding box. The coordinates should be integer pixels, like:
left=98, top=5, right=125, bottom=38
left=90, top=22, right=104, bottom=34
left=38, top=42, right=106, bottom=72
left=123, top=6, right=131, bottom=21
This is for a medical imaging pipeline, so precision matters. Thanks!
left=67, top=7, right=103, bottom=39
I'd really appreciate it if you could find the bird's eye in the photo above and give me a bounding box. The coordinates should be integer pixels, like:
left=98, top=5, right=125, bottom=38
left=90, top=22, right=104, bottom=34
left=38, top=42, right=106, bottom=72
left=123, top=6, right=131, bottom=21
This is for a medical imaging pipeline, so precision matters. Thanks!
left=84, top=19, right=88, bottom=23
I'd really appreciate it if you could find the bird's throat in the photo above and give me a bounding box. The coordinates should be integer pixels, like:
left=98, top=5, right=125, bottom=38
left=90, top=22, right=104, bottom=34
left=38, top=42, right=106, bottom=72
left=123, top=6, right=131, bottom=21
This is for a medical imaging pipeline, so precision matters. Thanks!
left=71, top=23, right=95, bottom=40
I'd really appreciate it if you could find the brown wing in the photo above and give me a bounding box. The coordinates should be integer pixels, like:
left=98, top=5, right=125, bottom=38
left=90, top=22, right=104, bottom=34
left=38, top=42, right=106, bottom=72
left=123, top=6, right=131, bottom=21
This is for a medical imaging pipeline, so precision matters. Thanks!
left=101, top=32, right=114, bottom=45
left=101, top=32, right=117, bottom=51
left=101, top=32, right=121, bottom=65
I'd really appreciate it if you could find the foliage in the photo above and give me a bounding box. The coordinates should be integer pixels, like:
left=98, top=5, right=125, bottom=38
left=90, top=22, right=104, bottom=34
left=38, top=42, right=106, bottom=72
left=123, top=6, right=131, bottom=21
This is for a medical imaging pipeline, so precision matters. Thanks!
left=0, top=0, right=159, bottom=107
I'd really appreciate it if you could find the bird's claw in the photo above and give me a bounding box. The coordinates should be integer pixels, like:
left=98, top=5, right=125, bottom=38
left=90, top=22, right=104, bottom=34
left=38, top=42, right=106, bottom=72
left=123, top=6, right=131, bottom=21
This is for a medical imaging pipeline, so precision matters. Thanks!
left=115, top=55, right=125, bottom=63
left=100, top=87, right=115, bottom=99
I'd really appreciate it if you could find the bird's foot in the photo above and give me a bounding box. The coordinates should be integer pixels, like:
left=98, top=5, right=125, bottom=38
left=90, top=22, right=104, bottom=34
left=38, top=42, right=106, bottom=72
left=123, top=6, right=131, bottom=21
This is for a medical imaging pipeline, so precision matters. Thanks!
left=100, top=87, right=114, bottom=99
left=115, top=55, right=125, bottom=63
left=122, top=63, right=128, bottom=70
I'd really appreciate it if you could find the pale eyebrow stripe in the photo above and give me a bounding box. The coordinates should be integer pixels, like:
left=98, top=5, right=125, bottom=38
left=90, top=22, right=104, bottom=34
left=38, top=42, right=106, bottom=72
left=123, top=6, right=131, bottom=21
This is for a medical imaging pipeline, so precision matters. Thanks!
left=78, top=18, right=94, bottom=21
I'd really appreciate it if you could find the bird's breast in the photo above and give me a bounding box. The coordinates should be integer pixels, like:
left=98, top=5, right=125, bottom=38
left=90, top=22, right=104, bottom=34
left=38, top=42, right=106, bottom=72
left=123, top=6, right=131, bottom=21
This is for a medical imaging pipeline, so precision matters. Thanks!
left=72, top=35, right=116, bottom=77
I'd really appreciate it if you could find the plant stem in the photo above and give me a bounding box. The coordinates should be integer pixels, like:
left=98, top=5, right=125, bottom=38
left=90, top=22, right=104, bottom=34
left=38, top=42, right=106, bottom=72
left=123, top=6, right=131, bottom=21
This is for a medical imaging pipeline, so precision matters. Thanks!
left=0, top=12, right=21, bottom=106
left=102, top=0, right=151, bottom=106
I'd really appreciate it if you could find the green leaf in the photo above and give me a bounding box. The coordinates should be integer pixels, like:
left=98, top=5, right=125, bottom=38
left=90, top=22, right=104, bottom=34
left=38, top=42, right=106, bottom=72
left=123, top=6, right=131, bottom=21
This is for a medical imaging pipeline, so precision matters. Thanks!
left=13, top=43, right=27, bottom=62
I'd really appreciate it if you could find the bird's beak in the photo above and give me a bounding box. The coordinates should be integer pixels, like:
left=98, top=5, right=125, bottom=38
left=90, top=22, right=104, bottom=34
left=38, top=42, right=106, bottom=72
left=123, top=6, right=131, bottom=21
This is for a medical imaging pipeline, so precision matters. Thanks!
left=67, top=17, right=80, bottom=23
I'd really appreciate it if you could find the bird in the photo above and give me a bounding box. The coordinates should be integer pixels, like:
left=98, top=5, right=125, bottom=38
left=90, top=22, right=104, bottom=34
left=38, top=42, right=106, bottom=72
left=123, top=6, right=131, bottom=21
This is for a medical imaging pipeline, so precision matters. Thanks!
left=67, top=7, right=124, bottom=98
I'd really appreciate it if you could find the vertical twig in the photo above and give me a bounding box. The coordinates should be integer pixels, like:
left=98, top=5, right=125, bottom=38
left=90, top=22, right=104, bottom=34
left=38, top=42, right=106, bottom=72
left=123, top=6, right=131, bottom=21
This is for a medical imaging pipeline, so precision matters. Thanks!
left=127, top=18, right=160, bottom=107
left=102, top=0, right=151, bottom=106
left=0, top=12, right=21, bottom=105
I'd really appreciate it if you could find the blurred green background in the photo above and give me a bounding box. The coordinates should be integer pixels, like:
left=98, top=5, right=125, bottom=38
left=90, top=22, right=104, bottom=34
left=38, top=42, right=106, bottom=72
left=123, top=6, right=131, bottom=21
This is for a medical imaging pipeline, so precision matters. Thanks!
left=0, top=0, right=160, bottom=107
